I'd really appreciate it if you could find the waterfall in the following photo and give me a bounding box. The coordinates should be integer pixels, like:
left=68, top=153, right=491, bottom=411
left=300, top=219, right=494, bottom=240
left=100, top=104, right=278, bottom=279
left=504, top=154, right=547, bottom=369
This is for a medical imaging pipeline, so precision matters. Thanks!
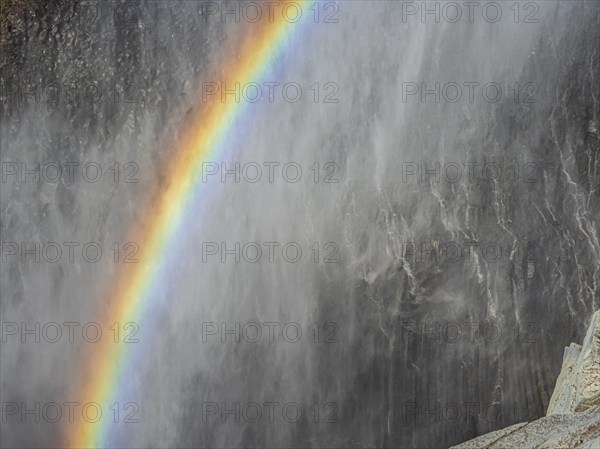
left=1, top=1, right=598, bottom=448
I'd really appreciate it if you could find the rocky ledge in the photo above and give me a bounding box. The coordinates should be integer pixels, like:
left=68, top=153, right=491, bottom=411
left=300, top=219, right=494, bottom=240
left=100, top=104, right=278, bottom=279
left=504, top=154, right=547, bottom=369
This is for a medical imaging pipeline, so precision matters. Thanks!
left=452, top=311, right=600, bottom=449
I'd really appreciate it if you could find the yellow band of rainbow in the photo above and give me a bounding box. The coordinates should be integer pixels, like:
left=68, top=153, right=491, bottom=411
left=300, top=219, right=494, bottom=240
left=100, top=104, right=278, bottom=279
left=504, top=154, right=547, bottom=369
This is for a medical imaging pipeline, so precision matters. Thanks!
left=65, top=4, right=310, bottom=447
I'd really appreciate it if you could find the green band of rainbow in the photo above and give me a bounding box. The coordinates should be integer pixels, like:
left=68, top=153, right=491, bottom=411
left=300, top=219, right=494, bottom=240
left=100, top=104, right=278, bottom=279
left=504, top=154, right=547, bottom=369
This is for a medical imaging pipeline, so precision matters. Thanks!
left=65, top=5, right=311, bottom=447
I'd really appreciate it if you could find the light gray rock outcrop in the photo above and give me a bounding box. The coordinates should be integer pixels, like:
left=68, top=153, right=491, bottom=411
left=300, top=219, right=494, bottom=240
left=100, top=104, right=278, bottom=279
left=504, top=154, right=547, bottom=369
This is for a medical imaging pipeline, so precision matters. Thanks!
left=548, top=311, right=600, bottom=414
left=547, top=342, right=583, bottom=414
left=451, top=406, right=600, bottom=449
left=452, top=311, right=600, bottom=449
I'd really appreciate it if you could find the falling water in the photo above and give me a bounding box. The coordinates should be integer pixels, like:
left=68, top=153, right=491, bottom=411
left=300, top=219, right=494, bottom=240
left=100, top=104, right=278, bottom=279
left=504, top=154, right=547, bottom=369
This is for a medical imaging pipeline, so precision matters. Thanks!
left=1, top=1, right=599, bottom=448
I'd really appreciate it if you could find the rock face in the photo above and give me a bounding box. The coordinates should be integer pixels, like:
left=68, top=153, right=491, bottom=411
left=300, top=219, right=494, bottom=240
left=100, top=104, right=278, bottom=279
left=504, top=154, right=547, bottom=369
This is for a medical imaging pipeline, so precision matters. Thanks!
left=451, top=406, right=600, bottom=449
left=452, top=312, right=600, bottom=449
left=547, top=343, right=585, bottom=414
left=548, top=311, right=600, bottom=414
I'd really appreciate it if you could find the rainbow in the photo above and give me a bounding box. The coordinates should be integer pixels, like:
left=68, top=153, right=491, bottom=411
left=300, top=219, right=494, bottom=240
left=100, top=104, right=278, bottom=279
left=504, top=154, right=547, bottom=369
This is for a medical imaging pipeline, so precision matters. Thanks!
left=65, top=4, right=311, bottom=447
